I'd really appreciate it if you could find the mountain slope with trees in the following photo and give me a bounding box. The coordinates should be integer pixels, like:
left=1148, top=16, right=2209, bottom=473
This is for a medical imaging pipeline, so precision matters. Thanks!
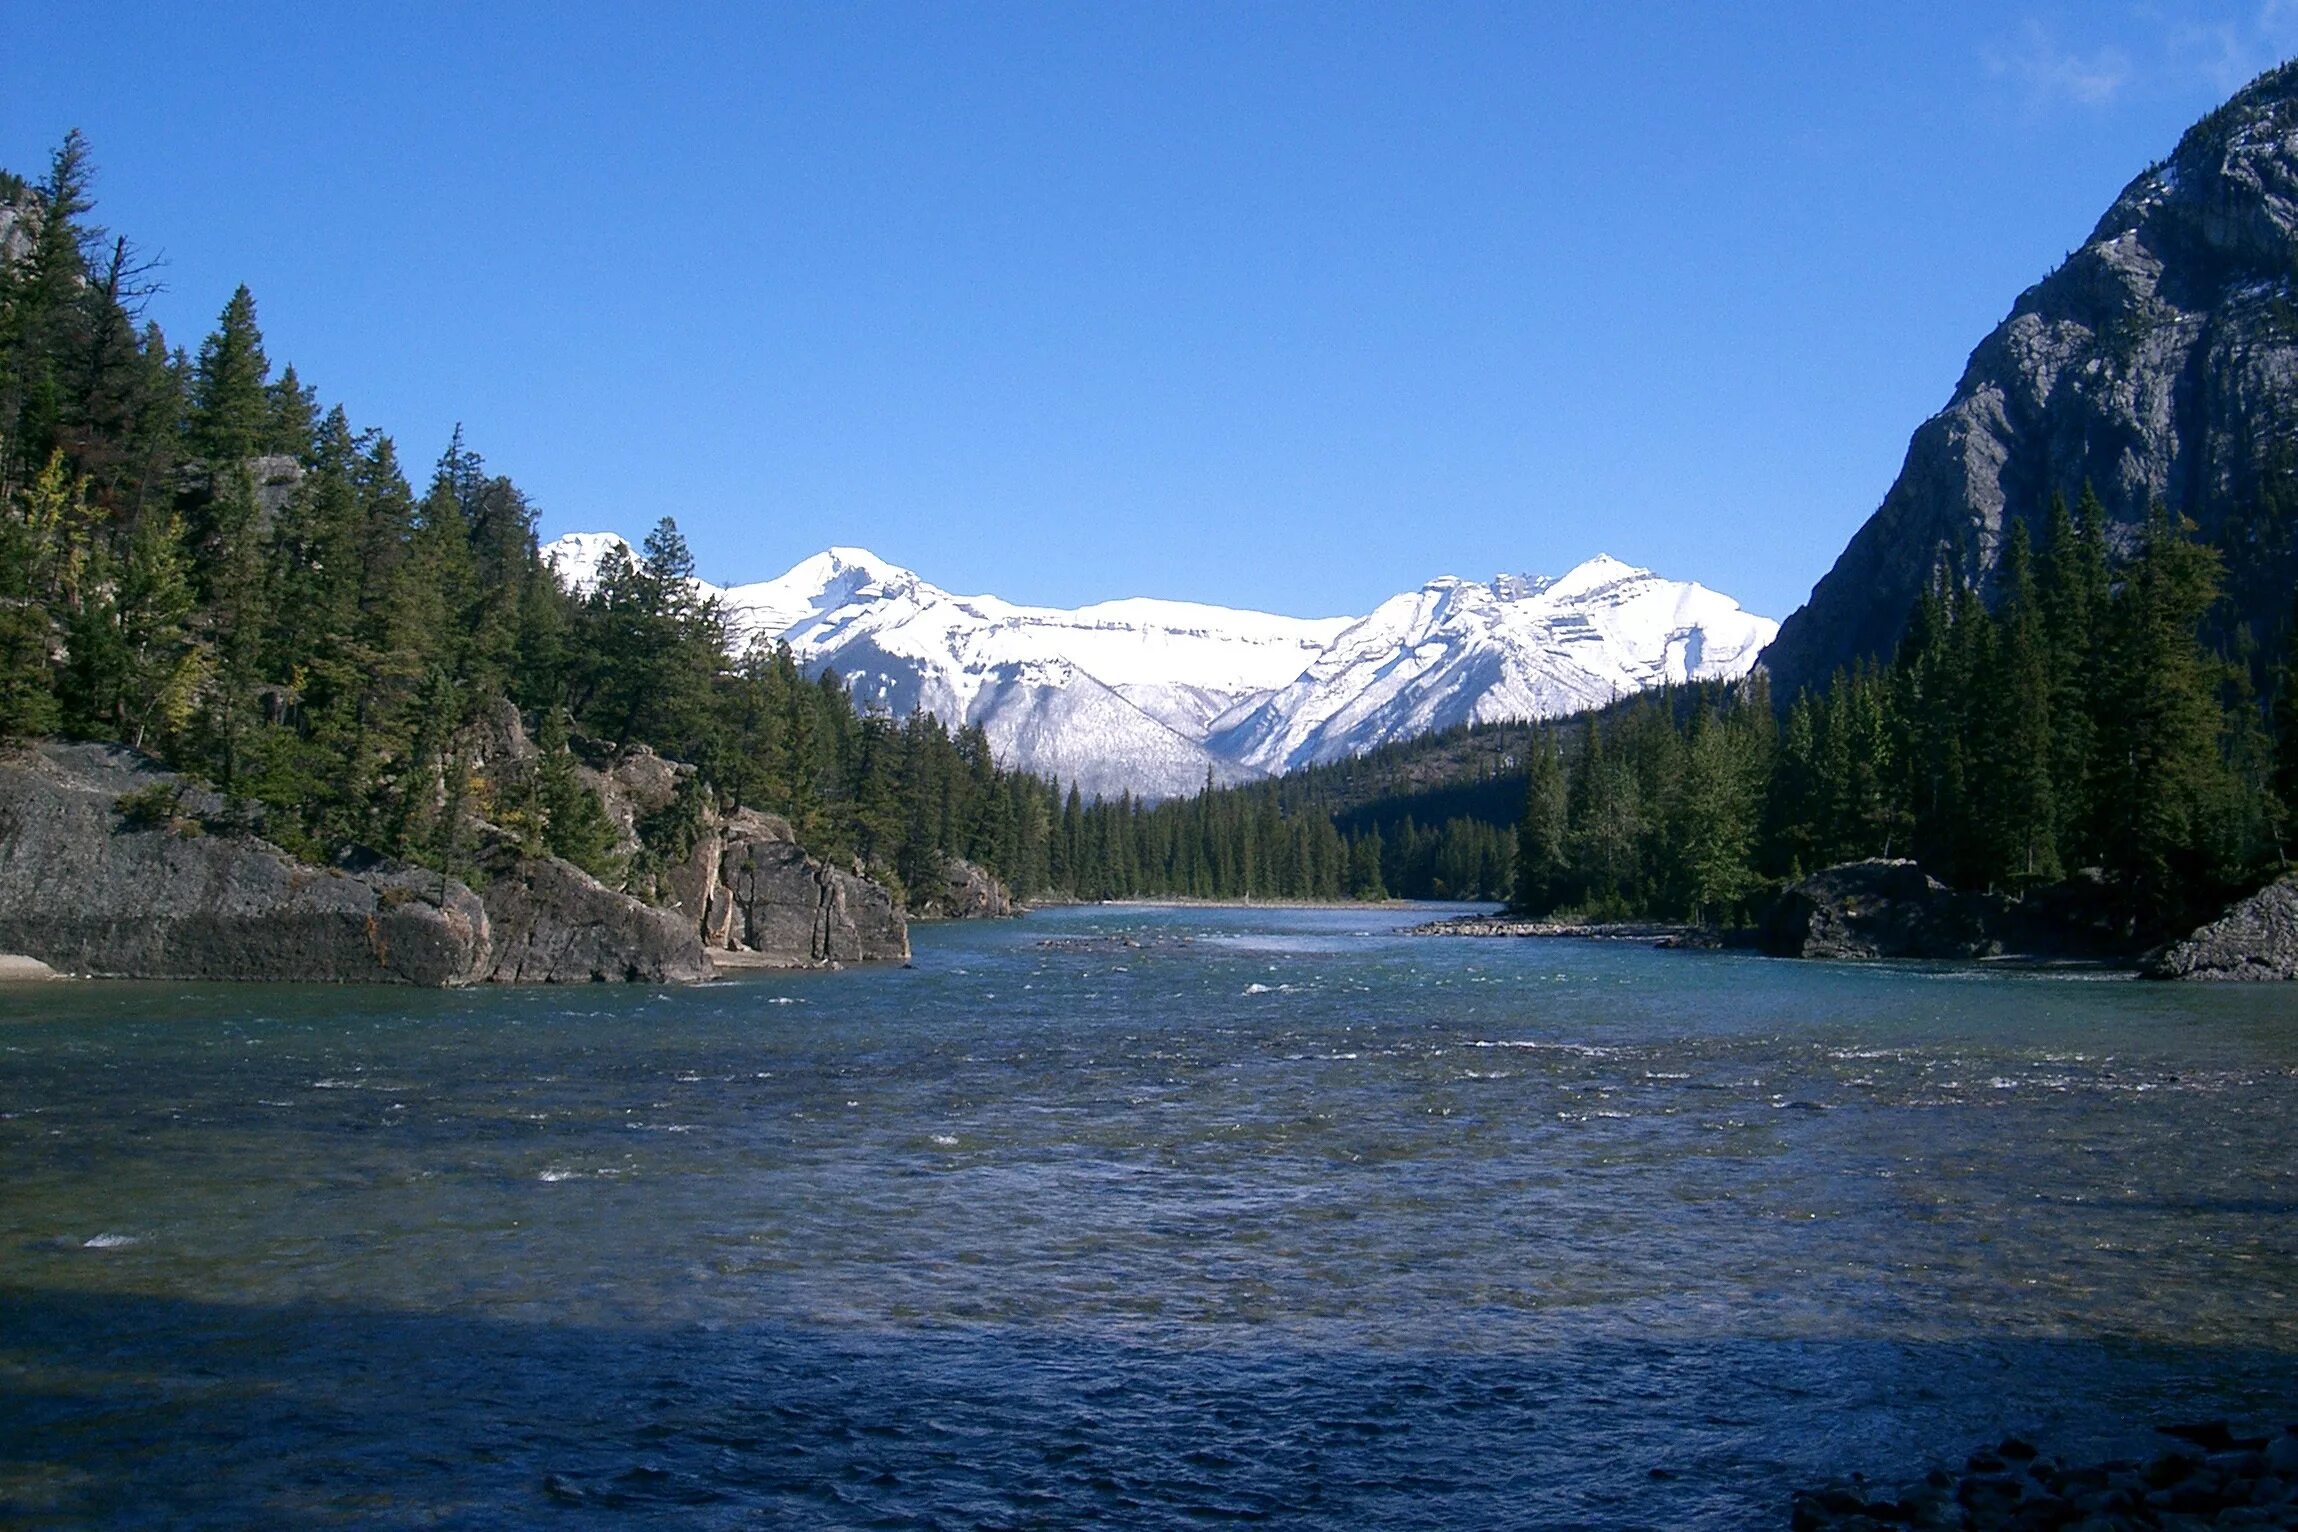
left=1764, top=60, right=2298, bottom=704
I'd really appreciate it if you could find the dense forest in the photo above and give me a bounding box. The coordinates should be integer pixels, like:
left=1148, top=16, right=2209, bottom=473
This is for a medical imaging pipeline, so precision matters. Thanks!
left=1507, top=490, right=2298, bottom=931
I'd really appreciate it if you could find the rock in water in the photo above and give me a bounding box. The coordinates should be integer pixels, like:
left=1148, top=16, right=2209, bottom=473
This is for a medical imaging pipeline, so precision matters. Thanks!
left=0, top=743, right=490, bottom=985
left=2147, top=876, right=2298, bottom=980
left=1759, top=859, right=2011, bottom=961
left=1764, top=62, right=2298, bottom=700
left=475, top=849, right=713, bottom=984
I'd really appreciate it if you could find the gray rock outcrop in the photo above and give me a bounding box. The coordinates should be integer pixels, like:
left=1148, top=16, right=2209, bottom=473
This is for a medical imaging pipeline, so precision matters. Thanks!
left=707, top=814, right=909, bottom=966
left=572, top=752, right=911, bottom=968
left=474, top=846, right=712, bottom=983
left=910, top=856, right=1016, bottom=920
left=1759, top=859, right=2013, bottom=961
left=2147, top=875, right=2298, bottom=980
left=0, top=736, right=916, bottom=983
left=0, top=743, right=491, bottom=984
left=1764, top=62, right=2298, bottom=700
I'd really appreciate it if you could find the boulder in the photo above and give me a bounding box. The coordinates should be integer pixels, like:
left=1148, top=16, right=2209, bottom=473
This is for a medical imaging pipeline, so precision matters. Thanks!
left=1759, top=859, right=2012, bottom=961
left=2146, top=876, right=2298, bottom=981
left=474, top=847, right=713, bottom=984
left=0, top=743, right=490, bottom=985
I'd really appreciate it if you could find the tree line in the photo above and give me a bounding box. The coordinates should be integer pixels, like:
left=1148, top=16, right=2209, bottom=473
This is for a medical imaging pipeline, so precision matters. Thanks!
left=1511, top=488, right=2298, bottom=931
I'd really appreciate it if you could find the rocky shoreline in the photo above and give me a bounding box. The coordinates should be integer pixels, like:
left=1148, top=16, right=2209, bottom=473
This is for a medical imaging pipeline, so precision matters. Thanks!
left=1794, top=1423, right=2298, bottom=1529
left=1407, top=860, right=2298, bottom=981
left=0, top=740, right=922, bottom=986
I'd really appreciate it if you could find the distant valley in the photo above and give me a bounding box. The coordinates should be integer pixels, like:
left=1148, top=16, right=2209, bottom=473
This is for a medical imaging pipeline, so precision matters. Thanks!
left=542, top=534, right=1778, bottom=799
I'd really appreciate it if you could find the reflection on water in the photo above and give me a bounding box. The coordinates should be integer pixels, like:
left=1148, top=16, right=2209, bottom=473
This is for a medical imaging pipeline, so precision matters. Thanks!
left=2, top=904, right=2294, bottom=1526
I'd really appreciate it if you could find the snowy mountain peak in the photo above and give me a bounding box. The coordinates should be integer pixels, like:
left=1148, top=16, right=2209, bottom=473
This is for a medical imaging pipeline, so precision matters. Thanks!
left=1539, top=552, right=1643, bottom=600
left=538, top=532, right=1777, bottom=798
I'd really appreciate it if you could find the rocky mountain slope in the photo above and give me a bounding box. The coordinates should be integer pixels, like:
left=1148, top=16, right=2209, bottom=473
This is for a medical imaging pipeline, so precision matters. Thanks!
left=545, top=538, right=1776, bottom=798
left=1764, top=61, right=2298, bottom=699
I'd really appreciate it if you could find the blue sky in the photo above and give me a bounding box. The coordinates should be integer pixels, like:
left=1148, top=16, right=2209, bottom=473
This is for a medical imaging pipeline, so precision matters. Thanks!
left=5, top=3, right=2296, bottom=620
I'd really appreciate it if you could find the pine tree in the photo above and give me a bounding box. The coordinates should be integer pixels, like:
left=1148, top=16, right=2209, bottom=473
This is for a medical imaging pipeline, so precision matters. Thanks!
left=2039, top=487, right=2110, bottom=866
left=2275, top=583, right=2298, bottom=862
left=2097, top=505, right=2229, bottom=916
left=1511, top=734, right=1569, bottom=912
left=1978, top=520, right=2060, bottom=885
left=187, top=286, right=271, bottom=472
left=1671, top=704, right=1761, bottom=921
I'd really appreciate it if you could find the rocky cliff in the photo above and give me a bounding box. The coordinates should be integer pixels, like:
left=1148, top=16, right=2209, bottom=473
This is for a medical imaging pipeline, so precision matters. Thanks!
left=574, top=745, right=913, bottom=969
left=0, top=741, right=912, bottom=984
left=1764, top=62, right=2298, bottom=700
left=0, top=743, right=496, bottom=984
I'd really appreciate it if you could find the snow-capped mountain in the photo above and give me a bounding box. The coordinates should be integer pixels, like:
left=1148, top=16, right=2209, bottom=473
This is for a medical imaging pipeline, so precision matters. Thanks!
left=1207, top=554, right=1775, bottom=774
left=542, top=535, right=1777, bottom=799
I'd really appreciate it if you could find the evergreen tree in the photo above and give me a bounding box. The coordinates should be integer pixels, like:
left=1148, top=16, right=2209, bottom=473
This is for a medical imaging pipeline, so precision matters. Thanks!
left=1511, top=734, right=1569, bottom=912
left=2038, top=488, right=2110, bottom=866
left=187, top=286, right=272, bottom=473
left=1977, top=521, right=2060, bottom=885
left=2097, top=505, right=2229, bottom=915
left=1670, top=704, right=1762, bottom=920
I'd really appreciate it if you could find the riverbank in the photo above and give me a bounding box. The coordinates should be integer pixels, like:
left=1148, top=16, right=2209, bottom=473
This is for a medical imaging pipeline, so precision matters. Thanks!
left=1795, top=1423, right=2298, bottom=1529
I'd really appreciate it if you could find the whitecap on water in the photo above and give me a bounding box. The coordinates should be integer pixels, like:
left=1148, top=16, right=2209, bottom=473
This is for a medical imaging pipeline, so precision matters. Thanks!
left=930, top=1134, right=960, bottom=1148
left=81, top=1233, right=135, bottom=1248
left=1243, top=983, right=1273, bottom=995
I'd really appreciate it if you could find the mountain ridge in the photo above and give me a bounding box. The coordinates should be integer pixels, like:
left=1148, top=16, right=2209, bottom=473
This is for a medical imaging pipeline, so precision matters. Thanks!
left=544, top=534, right=1777, bottom=799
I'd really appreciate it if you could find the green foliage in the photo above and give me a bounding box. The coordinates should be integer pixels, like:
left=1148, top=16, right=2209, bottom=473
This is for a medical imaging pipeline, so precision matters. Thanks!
left=535, top=707, right=620, bottom=880
left=1489, top=491, right=2283, bottom=931
left=113, top=778, right=190, bottom=831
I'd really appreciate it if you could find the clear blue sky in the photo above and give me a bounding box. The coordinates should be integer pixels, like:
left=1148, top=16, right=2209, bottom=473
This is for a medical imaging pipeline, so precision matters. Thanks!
left=5, top=3, right=2293, bottom=620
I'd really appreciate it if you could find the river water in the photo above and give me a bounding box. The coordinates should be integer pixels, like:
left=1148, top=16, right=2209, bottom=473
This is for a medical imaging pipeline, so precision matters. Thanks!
left=2, top=904, right=2294, bottom=1527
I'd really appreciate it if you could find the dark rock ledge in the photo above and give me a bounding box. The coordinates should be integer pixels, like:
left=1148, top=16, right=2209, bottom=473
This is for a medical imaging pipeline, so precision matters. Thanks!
left=1794, top=1422, right=2298, bottom=1529
left=2145, top=876, right=2298, bottom=982
left=0, top=740, right=912, bottom=985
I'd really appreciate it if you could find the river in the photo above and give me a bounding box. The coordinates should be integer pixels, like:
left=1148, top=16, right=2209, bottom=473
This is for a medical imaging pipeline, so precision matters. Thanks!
left=2, top=904, right=2294, bottom=1526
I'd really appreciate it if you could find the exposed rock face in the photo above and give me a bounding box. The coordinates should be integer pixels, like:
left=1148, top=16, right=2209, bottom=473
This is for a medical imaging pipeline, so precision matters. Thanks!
left=0, top=192, right=34, bottom=270
left=2147, top=875, right=2298, bottom=979
left=713, top=826, right=910, bottom=966
left=0, top=743, right=491, bottom=984
left=577, top=757, right=912, bottom=968
left=1759, top=859, right=2012, bottom=961
left=475, top=847, right=712, bottom=983
left=910, top=857, right=1016, bottom=920
left=0, top=733, right=917, bottom=983
left=1764, top=63, right=2298, bottom=701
